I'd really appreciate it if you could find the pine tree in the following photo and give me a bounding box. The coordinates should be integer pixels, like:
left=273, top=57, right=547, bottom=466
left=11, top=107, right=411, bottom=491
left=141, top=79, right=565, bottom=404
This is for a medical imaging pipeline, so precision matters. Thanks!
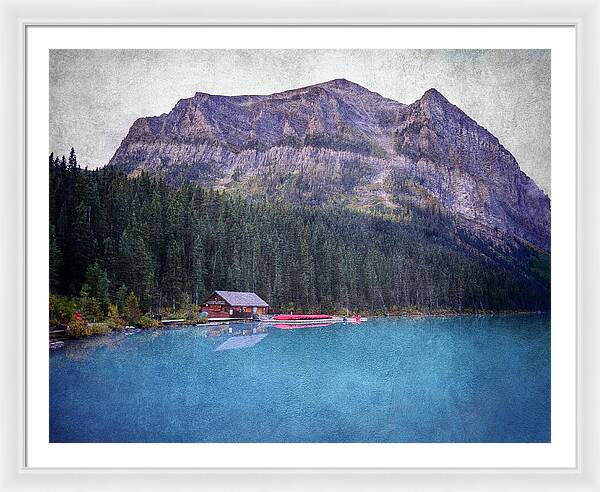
left=189, top=234, right=206, bottom=305
left=68, top=147, right=77, bottom=170
left=162, top=239, right=185, bottom=309
left=84, top=261, right=110, bottom=311
left=123, top=292, right=142, bottom=325
left=116, top=284, right=128, bottom=314
left=299, top=233, right=316, bottom=310
left=49, top=224, right=61, bottom=291
left=117, top=219, right=155, bottom=311
left=71, top=200, right=98, bottom=286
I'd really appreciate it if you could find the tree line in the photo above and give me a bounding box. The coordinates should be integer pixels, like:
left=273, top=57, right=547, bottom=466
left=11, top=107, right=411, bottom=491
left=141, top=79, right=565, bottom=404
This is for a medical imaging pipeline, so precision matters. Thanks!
left=49, top=149, right=550, bottom=322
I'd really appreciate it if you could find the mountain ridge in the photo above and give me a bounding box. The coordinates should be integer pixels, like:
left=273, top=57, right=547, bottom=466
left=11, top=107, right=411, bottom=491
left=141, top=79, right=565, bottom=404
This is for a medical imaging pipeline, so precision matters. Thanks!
left=108, top=79, right=550, bottom=253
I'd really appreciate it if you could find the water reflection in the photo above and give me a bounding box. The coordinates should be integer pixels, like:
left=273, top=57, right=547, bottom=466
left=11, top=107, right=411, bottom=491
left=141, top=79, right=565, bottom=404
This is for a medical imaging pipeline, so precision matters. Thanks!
left=206, top=323, right=269, bottom=352
left=58, top=332, right=129, bottom=361
left=50, top=315, right=551, bottom=443
left=53, top=318, right=345, bottom=360
left=272, top=322, right=338, bottom=330
left=51, top=327, right=170, bottom=361
left=207, top=319, right=344, bottom=351
left=214, top=333, right=268, bottom=351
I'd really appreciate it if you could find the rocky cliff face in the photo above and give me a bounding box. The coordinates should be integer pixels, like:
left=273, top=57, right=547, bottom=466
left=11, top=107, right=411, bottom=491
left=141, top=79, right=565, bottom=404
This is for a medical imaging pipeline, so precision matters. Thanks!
left=109, top=79, right=550, bottom=252
left=393, top=88, right=550, bottom=251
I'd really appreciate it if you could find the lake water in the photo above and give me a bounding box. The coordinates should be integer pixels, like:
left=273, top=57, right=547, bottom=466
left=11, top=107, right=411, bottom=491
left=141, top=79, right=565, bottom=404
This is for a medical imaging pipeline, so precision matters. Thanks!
left=50, top=314, right=550, bottom=443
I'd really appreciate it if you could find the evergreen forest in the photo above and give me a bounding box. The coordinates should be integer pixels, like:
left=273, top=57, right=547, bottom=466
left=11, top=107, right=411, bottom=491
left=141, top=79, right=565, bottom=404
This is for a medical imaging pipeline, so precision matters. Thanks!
left=49, top=149, right=550, bottom=325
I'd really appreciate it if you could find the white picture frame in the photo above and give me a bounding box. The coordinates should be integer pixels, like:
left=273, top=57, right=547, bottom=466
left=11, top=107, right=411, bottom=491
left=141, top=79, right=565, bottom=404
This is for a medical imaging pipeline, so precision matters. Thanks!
left=1, top=0, right=599, bottom=490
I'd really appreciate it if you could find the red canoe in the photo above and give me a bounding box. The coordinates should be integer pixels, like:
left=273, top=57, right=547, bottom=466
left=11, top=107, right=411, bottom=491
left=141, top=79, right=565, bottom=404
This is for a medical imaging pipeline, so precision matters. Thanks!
left=273, top=314, right=333, bottom=321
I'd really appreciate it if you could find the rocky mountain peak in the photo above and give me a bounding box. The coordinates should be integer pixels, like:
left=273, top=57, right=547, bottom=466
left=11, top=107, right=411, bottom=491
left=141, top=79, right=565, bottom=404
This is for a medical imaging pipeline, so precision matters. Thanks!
left=109, top=81, right=550, bottom=252
left=281, top=78, right=373, bottom=95
left=420, top=87, right=448, bottom=103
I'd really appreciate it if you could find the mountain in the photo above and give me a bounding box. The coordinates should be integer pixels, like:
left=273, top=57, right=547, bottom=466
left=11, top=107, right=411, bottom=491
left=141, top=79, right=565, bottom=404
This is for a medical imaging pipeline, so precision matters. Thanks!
left=108, top=79, right=550, bottom=253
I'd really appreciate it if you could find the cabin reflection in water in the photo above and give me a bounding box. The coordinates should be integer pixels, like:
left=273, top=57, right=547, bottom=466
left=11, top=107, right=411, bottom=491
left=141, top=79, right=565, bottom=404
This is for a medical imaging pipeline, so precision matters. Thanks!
left=214, top=333, right=268, bottom=351
left=210, top=323, right=269, bottom=352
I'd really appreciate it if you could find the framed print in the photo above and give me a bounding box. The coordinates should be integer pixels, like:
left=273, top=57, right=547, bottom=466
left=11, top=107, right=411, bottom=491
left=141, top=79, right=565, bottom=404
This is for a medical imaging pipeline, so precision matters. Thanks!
left=28, top=24, right=575, bottom=467
left=1, top=0, right=599, bottom=490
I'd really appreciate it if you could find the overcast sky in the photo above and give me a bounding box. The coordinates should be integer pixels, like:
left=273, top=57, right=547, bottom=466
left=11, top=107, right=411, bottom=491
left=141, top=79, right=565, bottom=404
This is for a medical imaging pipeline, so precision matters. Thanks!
left=50, top=49, right=550, bottom=194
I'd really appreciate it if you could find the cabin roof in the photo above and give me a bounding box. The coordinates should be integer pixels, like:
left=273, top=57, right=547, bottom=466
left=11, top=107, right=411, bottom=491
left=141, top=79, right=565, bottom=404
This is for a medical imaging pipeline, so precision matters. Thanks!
left=212, top=290, right=269, bottom=307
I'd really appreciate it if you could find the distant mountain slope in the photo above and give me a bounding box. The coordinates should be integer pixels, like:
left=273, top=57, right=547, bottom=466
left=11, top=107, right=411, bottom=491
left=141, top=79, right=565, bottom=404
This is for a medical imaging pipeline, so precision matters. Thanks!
left=393, top=88, right=550, bottom=252
left=109, top=79, right=550, bottom=252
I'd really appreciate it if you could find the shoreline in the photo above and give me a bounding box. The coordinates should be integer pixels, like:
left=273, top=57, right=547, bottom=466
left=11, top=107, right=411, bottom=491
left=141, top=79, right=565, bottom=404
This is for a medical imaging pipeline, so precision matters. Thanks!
left=49, top=310, right=549, bottom=343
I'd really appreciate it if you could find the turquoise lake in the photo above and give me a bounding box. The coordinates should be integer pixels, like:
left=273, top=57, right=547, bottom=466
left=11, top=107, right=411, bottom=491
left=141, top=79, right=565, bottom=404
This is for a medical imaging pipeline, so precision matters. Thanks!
left=49, top=315, right=550, bottom=443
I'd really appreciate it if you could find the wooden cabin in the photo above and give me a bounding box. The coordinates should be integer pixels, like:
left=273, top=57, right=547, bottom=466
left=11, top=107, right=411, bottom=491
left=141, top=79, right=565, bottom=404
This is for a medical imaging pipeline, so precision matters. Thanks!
left=203, top=290, right=269, bottom=319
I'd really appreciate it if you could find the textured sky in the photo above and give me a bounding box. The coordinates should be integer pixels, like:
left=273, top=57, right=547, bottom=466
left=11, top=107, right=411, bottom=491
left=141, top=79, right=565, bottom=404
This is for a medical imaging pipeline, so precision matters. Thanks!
left=50, top=49, right=551, bottom=194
